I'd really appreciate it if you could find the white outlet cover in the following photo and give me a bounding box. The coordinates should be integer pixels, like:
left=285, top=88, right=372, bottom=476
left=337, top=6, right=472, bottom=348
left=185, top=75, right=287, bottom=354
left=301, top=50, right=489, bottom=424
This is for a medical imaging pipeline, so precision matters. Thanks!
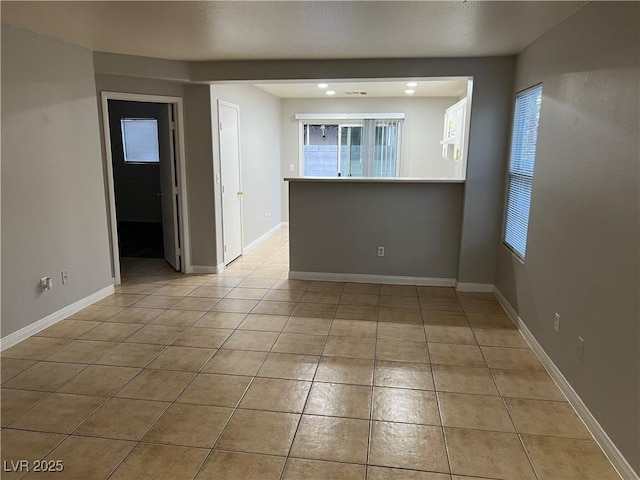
left=40, top=277, right=52, bottom=291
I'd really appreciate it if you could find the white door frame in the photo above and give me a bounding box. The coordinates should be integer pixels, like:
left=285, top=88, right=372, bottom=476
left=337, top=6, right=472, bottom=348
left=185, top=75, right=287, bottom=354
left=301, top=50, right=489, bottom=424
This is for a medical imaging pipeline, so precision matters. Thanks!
left=100, top=91, right=191, bottom=284
left=217, top=99, right=244, bottom=263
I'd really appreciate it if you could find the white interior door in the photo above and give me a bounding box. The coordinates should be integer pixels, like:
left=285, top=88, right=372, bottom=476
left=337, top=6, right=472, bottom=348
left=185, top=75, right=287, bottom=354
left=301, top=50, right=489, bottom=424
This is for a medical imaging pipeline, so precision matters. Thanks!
left=159, top=104, right=180, bottom=270
left=218, top=100, right=243, bottom=264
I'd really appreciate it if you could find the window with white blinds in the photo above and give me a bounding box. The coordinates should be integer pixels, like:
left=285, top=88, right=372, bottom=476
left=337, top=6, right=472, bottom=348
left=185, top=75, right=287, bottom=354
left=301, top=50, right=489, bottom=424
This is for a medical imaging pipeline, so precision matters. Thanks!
left=504, top=85, right=542, bottom=259
left=121, top=118, right=160, bottom=163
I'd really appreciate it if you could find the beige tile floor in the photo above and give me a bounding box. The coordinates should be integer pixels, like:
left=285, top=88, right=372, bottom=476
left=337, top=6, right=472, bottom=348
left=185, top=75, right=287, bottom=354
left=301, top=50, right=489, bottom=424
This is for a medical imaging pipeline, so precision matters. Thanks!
left=1, top=228, right=621, bottom=479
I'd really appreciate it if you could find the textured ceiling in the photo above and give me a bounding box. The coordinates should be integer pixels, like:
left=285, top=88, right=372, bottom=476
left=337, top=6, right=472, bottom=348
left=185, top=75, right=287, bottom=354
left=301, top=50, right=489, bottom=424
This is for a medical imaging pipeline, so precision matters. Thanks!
left=1, top=1, right=586, bottom=61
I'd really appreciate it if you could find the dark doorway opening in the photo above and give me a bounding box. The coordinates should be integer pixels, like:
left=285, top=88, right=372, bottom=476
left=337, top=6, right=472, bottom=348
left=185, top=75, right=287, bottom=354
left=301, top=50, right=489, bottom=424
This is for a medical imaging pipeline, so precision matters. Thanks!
left=107, top=99, right=176, bottom=266
left=117, top=221, right=164, bottom=258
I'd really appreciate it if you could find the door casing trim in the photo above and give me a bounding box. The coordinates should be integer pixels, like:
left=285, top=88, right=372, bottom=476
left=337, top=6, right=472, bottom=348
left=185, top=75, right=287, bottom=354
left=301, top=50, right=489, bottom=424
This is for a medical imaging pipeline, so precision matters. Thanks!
left=100, top=91, right=191, bottom=284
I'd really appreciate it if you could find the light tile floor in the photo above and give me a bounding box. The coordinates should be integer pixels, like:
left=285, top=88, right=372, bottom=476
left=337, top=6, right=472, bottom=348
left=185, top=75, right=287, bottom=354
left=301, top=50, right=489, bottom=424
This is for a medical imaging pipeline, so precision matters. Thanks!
left=1, top=228, right=621, bottom=479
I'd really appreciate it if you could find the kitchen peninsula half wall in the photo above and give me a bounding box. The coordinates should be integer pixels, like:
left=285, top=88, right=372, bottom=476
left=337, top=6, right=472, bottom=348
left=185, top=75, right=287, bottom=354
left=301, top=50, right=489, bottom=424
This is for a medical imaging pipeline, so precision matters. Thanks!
left=286, top=178, right=474, bottom=286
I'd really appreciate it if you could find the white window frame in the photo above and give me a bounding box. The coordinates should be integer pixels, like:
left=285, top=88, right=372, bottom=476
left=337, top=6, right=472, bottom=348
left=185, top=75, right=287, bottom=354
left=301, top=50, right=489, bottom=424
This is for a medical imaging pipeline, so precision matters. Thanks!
left=296, top=113, right=405, bottom=177
left=121, top=118, right=161, bottom=164
left=338, top=123, right=363, bottom=177
left=503, top=83, right=543, bottom=260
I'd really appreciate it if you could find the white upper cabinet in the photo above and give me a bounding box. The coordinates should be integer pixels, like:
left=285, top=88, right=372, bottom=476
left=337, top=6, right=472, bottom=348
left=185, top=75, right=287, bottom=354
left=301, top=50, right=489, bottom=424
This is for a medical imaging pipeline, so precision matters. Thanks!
left=441, top=97, right=468, bottom=165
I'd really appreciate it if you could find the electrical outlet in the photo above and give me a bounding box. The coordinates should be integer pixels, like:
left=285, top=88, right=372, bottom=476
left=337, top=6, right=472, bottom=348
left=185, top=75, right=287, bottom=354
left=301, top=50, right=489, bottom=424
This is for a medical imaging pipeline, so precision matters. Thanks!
left=577, top=336, right=585, bottom=360
left=377, top=246, right=385, bottom=257
left=553, top=313, right=560, bottom=332
left=40, top=277, right=52, bottom=291
left=289, top=164, right=295, bottom=172
left=61, top=270, right=69, bottom=285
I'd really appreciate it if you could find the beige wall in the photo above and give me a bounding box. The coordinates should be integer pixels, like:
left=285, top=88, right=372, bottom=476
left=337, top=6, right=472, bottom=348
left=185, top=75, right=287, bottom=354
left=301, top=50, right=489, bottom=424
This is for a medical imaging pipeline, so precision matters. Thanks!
left=1, top=25, right=113, bottom=336
left=495, top=2, right=640, bottom=472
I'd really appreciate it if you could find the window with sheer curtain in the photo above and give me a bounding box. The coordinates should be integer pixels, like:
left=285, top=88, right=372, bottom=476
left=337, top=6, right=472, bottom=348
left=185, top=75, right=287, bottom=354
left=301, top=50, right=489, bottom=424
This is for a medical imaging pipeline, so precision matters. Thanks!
left=504, top=84, right=542, bottom=259
left=301, top=118, right=403, bottom=177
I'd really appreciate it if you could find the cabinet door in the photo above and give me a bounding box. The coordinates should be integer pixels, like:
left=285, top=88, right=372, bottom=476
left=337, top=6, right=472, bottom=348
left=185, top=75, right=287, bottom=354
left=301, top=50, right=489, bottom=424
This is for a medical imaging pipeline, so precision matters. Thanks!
left=442, top=110, right=452, bottom=159
left=452, top=100, right=467, bottom=161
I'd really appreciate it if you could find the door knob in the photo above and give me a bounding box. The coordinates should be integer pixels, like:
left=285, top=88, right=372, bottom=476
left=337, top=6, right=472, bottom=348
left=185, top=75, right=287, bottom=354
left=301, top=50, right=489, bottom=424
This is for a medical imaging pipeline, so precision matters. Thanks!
left=237, top=191, right=244, bottom=195
left=156, top=193, right=164, bottom=197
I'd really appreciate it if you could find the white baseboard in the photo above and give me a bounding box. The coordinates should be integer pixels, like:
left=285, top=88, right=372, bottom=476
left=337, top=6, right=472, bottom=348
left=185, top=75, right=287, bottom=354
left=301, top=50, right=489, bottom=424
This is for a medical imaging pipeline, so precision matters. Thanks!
left=0, top=285, right=116, bottom=351
left=455, top=282, right=495, bottom=292
left=243, top=222, right=287, bottom=254
left=493, top=287, right=639, bottom=480
left=289, top=271, right=455, bottom=287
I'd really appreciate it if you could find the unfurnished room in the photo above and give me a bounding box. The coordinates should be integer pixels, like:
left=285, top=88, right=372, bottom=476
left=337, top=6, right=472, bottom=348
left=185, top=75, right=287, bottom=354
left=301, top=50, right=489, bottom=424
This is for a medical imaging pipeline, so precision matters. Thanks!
left=1, top=2, right=639, bottom=480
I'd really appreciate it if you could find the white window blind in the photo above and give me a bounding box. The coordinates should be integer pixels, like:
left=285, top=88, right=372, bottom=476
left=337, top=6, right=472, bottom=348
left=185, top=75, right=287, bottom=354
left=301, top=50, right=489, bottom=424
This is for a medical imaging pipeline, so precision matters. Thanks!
left=358, top=119, right=402, bottom=177
left=121, top=118, right=160, bottom=163
left=504, top=85, right=542, bottom=259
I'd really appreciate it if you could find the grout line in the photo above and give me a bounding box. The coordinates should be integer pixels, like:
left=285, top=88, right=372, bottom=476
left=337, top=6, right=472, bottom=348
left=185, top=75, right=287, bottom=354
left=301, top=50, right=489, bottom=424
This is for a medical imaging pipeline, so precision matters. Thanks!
left=364, top=291, right=381, bottom=480
left=432, top=335, right=453, bottom=476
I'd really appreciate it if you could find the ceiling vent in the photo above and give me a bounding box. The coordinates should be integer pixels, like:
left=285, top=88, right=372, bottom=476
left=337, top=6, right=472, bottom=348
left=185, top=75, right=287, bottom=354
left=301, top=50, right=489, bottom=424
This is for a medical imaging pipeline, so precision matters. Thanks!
left=344, top=91, right=368, bottom=96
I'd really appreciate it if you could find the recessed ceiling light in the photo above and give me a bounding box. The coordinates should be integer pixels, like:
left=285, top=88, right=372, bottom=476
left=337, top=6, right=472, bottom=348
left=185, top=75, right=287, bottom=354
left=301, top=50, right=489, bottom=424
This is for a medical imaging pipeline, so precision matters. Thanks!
left=406, top=82, right=418, bottom=88
left=404, top=89, right=415, bottom=95
left=326, top=90, right=336, bottom=95
left=317, top=83, right=329, bottom=89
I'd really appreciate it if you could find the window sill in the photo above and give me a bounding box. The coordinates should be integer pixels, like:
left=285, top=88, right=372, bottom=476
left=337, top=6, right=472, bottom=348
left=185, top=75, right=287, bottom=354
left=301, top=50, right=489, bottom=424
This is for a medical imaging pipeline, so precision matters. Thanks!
left=284, top=177, right=465, bottom=184
left=502, top=242, right=526, bottom=265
